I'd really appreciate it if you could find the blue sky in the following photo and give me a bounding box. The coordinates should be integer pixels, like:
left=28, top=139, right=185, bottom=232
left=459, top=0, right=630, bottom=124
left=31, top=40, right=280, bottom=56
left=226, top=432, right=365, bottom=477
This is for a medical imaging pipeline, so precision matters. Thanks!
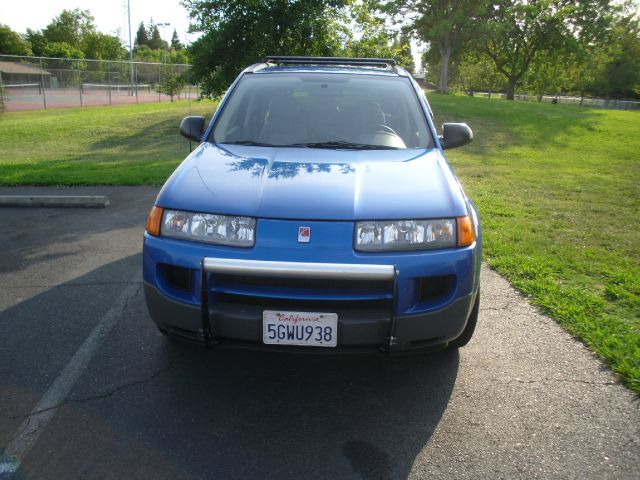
left=0, top=0, right=196, bottom=46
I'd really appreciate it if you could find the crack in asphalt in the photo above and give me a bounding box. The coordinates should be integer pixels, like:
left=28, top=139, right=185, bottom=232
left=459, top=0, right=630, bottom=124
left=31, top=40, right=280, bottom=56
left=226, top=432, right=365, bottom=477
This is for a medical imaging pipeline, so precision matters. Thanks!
left=505, top=378, right=618, bottom=386
left=68, top=350, right=185, bottom=405
left=1, top=350, right=184, bottom=421
left=0, top=284, right=183, bottom=424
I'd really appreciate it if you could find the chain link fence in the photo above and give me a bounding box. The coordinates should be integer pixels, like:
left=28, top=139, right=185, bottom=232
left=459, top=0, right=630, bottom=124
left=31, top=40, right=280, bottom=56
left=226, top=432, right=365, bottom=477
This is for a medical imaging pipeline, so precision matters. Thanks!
left=470, top=91, right=640, bottom=111
left=0, top=54, right=199, bottom=112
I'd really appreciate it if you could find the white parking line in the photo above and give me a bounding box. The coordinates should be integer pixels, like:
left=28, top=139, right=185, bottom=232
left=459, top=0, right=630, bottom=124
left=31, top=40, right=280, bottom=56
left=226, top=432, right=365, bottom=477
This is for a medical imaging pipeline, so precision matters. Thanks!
left=0, top=278, right=140, bottom=476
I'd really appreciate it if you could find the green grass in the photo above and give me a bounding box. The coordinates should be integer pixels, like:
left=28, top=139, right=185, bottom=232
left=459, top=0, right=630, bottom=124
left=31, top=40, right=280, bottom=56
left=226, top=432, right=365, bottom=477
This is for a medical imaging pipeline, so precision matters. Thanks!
left=0, top=97, right=638, bottom=393
left=0, top=100, right=216, bottom=185
left=429, top=93, right=639, bottom=393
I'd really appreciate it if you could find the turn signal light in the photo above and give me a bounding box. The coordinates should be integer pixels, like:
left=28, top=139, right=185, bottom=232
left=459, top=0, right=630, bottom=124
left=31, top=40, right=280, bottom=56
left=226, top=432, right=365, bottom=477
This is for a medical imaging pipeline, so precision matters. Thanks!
left=457, top=215, right=475, bottom=247
left=146, top=206, right=163, bottom=236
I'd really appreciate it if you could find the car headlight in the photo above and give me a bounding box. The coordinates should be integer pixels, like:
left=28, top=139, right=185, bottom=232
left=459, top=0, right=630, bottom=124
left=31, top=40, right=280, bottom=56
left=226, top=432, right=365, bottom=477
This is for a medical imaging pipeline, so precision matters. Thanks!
left=355, top=219, right=459, bottom=251
left=161, top=209, right=256, bottom=247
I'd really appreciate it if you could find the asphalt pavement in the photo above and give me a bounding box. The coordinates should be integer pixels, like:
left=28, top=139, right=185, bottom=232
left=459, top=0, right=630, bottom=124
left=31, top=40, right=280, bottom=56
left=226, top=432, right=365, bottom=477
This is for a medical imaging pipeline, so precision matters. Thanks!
left=0, top=186, right=638, bottom=479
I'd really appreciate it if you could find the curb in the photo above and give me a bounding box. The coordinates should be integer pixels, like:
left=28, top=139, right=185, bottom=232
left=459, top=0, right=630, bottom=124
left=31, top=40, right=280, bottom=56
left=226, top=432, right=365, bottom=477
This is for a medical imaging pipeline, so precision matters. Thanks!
left=0, top=195, right=110, bottom=208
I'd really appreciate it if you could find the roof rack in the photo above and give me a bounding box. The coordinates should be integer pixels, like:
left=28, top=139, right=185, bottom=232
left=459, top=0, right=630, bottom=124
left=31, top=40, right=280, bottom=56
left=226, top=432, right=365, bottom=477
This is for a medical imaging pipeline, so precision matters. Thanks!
left=263, top=56, right=397, bottom=68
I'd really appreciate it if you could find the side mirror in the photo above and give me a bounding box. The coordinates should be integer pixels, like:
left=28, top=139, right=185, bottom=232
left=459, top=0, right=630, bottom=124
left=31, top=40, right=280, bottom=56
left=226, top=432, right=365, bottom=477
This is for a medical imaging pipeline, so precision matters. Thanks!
left=180, top=116, right=206, bottom=142
left=439, top=123, right=473, bottom=150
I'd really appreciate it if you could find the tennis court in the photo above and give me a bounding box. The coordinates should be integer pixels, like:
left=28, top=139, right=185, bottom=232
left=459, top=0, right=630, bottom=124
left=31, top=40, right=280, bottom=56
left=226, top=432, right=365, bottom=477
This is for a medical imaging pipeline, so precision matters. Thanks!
left=2, top=83, right=200, bottom=111
left=0, top=55, right=197, bottom=112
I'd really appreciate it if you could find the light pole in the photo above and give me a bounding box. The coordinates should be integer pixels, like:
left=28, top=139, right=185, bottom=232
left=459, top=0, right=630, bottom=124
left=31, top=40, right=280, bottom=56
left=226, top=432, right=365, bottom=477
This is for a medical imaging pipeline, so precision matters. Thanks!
left=158, top=22, right=170, bottom=64
left=127, top=0, right=135, bottom=95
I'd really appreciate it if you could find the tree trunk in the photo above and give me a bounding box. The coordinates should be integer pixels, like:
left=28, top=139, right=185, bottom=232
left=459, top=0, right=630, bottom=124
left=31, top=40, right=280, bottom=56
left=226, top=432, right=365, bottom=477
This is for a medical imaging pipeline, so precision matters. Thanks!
left=439, top=49, right=451, bottom=93
left=438, top=33, right=452, bottom=94
left=506, top=81, right=516, bottom=100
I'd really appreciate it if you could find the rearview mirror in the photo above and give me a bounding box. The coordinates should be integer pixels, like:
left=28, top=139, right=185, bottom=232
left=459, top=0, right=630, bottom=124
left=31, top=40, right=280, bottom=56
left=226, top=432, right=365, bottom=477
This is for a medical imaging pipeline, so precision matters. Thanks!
left=180, top=116, right=207, bottom=142
left=439, top=123, right=473, bottom=150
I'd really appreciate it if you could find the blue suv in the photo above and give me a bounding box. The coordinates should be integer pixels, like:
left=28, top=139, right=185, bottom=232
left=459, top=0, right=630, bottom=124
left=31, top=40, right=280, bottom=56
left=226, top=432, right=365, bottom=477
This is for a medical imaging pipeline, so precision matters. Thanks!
left=143, top=56, right=481, bottom=353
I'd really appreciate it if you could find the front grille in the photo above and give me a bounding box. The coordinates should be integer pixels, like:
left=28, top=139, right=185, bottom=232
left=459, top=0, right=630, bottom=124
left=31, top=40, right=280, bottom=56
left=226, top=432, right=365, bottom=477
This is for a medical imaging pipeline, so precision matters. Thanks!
left=209, top=273, right=393, bottom=301
left=212, top=274, right=389, bottom=291
left=215, top=292, right=389, bottom=311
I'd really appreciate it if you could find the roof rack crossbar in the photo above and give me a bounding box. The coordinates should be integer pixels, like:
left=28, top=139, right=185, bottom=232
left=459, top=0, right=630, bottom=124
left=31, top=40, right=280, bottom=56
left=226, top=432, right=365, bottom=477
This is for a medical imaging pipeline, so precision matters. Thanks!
left=263, top=56, right=397, bottom=68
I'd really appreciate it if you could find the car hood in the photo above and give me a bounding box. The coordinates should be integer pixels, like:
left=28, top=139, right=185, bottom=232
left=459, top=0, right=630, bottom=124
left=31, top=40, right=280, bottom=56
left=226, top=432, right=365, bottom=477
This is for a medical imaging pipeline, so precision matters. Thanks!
left=155, top=143, right=468, bottom=220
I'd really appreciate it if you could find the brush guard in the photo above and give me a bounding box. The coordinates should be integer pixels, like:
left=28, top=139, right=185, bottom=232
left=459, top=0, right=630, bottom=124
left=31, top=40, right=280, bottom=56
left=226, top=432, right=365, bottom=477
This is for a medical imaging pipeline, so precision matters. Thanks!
left=199, top=258, right=399, bottom=353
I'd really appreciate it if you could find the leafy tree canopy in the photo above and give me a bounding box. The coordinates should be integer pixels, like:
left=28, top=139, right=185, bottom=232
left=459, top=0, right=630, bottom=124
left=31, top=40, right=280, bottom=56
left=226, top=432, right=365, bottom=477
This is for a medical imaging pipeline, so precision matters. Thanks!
left=21, top=9, right=125, bottom=60
left=134, top=45, right=189, bottom=64
left=600, top=12, right=640, bottom=98
left=384, top=0, right=485, bottom=92
left=184, top=0, right=349, bottom=96
left=25, top=29, right=48, bottom=57
left=479, top=0, right=617, bottom=99
left=83, top=32, right=127, bottom=60
left=42, top=8, right=96, bottom=50
left=0, top=24, right=32, bottom=55
left=185, top=0, right=415, bottom=97
left=42, top=41, right=85, bottom=59
left=345, top=1, right=414, bottom=71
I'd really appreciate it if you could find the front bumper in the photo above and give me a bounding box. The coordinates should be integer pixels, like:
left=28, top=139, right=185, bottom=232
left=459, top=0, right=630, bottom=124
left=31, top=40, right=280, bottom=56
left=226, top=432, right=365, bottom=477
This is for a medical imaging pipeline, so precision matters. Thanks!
left=143, top=216, right=481, bottom=352
left=144, top=280, right=475, bottom=353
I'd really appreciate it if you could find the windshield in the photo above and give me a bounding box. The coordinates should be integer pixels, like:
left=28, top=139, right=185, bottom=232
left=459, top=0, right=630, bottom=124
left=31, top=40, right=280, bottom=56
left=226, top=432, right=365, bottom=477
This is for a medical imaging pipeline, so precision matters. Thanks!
left=211, top=72, right=433, bottom=150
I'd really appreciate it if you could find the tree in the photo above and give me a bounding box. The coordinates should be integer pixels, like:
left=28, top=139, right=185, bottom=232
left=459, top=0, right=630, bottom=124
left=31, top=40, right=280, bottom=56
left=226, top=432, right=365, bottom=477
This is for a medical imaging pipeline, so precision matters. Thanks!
left=159, top=65, right=186, bottom=102
left=480, top=0, right=615, bottom=100
left=456, top=52, right=503, bottom=96
left=601, top=13, right=640, bottom=98
left=382, top=0, right=485, bottom=93
left=171, top=29, right=183, bottom=50
left=344, top=1, right=414, bottom=70
left=26, top=9, right=124, bottom=61
left=523, top=49, right=579, bottom=101
left=42, top=8, right=96, bottom=50
left=147, top=21, right=165, bottom=50
left=135, top=22, right=149, bottom=48
left=0, top=24, right=32, bottom=55
left=82, top=32, right=126, bottom=60
left=184, top=0, right=348, bottom=97
left=42, top=41, right=85, bottom=59
left=133, top=45, right=163, bottom=63
left=134, top=45, right=189, bottom=64
left=516, top=1, right=638, bottom=101
left=25, top=29, right=47, bottom=56
left=414, top=0, right=486, bottom=93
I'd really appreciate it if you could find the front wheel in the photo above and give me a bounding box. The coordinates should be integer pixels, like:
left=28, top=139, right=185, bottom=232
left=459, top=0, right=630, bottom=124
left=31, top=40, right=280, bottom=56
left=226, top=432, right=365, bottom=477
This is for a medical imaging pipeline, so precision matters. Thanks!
left=448, top=291, right=480, bottom=349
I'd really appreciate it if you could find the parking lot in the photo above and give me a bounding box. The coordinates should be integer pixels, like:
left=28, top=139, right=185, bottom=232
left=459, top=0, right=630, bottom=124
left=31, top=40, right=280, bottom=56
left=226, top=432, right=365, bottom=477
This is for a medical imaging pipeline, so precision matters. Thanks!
left=0, top=187, right=638, bottom=479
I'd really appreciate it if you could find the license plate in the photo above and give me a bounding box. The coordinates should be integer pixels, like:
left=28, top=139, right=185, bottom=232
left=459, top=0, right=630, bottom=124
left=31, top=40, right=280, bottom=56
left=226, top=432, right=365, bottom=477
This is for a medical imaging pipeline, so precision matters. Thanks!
left=263, top=310, right=338, bottom=347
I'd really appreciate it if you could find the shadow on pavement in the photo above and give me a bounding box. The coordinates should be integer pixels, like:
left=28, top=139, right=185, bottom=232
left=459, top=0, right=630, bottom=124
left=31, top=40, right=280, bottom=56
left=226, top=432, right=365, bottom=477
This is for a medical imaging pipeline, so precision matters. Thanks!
left=0, top=255, right=142, bottom=449
left=1, top=255, right=459, bottom=479
left=0, top=187, right=156, bottom=275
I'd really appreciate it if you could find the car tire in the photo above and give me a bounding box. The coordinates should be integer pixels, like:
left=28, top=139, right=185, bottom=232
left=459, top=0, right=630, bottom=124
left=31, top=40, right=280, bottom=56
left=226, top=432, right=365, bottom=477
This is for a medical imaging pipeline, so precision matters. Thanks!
left=448, top=290, right=480, bottom=349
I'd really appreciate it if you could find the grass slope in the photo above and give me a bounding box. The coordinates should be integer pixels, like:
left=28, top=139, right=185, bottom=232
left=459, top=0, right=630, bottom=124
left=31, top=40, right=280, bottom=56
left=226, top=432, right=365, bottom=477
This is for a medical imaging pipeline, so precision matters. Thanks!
left=0, top=100, right=216, bottom=185
left=429, top=93, right=639, bottom=392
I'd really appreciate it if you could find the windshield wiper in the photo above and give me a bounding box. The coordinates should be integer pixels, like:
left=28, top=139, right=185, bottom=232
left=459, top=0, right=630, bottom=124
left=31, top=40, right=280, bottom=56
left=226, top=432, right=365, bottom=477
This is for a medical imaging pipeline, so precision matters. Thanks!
left=221, top=140, right=399, bottom=150
left=220, top=140, right=279, bottom=147
left=289, top=141, right=399, bottom=150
